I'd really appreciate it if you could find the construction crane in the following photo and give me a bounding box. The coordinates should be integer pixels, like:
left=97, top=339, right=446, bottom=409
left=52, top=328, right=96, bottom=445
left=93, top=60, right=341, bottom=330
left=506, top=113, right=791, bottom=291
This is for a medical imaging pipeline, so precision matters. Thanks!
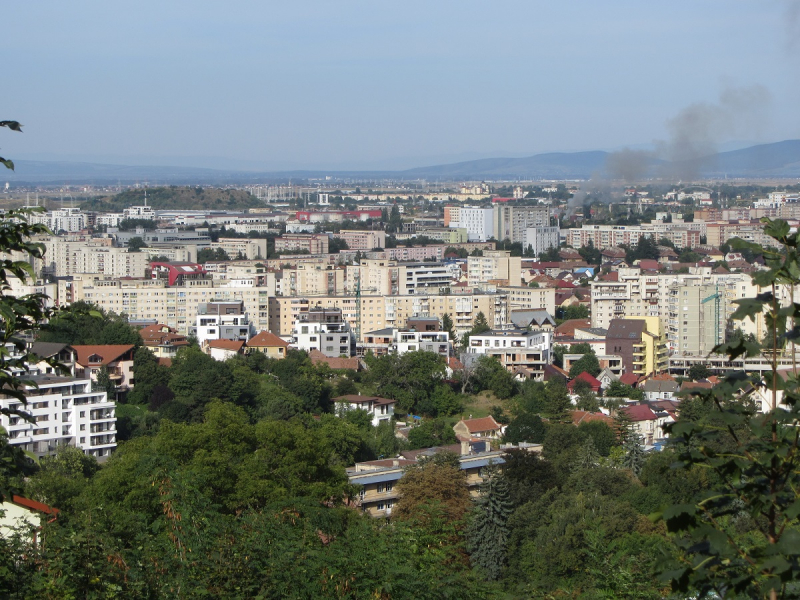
left=701, top=284, right=722, bottom=349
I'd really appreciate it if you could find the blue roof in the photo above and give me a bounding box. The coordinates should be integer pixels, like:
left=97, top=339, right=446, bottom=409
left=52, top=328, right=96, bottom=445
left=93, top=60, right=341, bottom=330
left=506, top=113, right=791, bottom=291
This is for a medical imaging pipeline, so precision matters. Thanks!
left=348, top=471, right=403, bottom=485
left=460, top=456, right=505, bottom=470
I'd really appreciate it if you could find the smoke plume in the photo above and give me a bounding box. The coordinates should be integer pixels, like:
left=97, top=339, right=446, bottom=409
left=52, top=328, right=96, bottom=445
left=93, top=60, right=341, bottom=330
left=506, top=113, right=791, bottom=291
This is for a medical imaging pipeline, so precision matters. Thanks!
left=661, top=84, right=771, bottom=180
left=605, top=148, right=654, bottom=183
left=605, top=84, right=771, bottom=183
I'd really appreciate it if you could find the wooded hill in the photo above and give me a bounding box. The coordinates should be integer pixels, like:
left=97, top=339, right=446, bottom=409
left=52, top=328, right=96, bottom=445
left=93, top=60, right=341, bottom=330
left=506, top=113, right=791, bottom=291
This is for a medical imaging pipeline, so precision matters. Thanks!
left=80, top=186, right=263, bottom=212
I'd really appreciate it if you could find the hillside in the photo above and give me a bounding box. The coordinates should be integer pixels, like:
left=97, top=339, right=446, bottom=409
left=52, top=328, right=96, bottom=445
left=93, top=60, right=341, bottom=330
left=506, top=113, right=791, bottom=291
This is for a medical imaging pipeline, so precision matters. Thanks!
left=80, top=186, right=263, bottom=211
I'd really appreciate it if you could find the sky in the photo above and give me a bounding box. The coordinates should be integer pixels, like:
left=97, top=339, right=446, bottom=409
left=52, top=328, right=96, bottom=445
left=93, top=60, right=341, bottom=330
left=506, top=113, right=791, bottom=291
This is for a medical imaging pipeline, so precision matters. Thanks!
left=3, top=1, right=799, bottom=171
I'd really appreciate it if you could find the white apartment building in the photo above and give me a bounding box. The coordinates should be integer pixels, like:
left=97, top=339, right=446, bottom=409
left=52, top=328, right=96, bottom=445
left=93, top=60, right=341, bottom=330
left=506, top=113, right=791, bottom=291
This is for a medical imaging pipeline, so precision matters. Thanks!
left=393, top=329, right=451, bottom=358
left=466, top=329, right=552, bottom=379
left=494, top=205, right=550, bottom=244
left=193, top=301, right=254, bottom=346
left=453, top=207, right=494, bottom=242
left=293, top=307, right=355, bottom=357
left=28, top=207, right=87, bottom=233
left=0, top=375, right=116, bottom=459
left=122, top=205, right=156, bottom=220
left=524, top=226, right=560, bottom=256
left=94, top=213, right=125, bottom=228
left=467, top=250, right=522, bottom=288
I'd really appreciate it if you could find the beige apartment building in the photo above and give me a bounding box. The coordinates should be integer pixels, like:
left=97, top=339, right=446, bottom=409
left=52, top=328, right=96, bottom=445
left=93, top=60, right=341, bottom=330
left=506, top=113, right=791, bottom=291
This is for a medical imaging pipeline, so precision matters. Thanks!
left=497, top=286, right=556, bottom=315
left=335, top=230, right=386, bottom=251
left=65, top=275, right=272, bottom=334
left=468, top=250, right=522, bottom=288
left=212, top=238, right=268, bottom=260
left=34, top=236, right=149, bottom=279
left=278, top=264, right=345, bottom=296
left=268, top=292, right=509, bottom=340
left=274, top=234, right=329, bottom=255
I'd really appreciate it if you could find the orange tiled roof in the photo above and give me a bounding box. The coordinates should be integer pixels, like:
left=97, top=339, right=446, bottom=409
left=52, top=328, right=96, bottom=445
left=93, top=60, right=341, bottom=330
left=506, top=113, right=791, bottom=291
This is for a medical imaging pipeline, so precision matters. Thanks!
left=73, top=345, right=135, bottom=366
left=247, top=330, right=289, bottom=348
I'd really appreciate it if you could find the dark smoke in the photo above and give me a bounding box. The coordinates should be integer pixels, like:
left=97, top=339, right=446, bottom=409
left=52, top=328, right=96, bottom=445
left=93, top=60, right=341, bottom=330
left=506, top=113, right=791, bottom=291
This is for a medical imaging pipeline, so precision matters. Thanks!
left=605, top=148, right=654, bottom=182
left=660, top=84, right=771, bottom=180
left=604, top=84, right=771, bottom=183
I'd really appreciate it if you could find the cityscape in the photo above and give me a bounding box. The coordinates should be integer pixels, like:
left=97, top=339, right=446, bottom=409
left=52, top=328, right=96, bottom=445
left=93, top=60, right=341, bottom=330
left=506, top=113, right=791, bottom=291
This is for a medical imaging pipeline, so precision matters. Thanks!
left=3, top=1, right=800, bottom=598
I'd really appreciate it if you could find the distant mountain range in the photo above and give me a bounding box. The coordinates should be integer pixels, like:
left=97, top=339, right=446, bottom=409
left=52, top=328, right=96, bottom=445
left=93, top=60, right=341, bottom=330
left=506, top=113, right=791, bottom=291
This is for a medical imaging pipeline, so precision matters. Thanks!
left=5, top=140, right=800, bottom=185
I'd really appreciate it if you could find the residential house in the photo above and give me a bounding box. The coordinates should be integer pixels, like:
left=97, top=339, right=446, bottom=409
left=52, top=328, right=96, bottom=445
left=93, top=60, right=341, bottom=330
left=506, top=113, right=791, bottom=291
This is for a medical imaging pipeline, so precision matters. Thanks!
left=309, top=349, right=362, bottom=371
left=73, top=345, right=136, bottom=394
left=0, top=496, right=59, bottom=544
left=453, top=415, right=503, bottom=440
left=246, top=330, right=290, bottom=359
left=334, top=394, right=395, bottom=427
left=139, top=324, right=189, bottom=358
left=28, top=342, right=76, bottom=376
left=620, top=403, right=661, bottom=445
left=205, top=339, right=245, bottom=361
left=641, top=378, right=679, bottom=401
left=567, top=371, right=602, bottom=394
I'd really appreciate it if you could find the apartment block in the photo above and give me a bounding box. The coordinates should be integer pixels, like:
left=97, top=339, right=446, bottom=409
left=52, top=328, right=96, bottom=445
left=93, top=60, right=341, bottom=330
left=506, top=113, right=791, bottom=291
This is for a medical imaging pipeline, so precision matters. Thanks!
left=293, top=307, right=355, bottom=357
left=0, top=375, right=116, bottom=459
left=279, top=264, right=345, bottom=296
left=28, top=207, right=87, bottom=233
left=335, top=230, right=386, bottom=251
left=494, top=205, right=550, bottom=244
left=212, top=238, right=268, bottom=260
left=497, top=286, right=556, bottom=315
left=606, top=317, right=668, bottom=377
left=467, top=250, right=522, bottom=288
left=67, top=274, right=272, bottom=334
left=453, top=207, right=494, bottom=242
left=269, top=292, right=509, bottom=341
left=524, top=226, right=560, bottom=256
left=566, top=224, right=702, bottom=250
left=275, top=234, right=329, bottom=255
left=666, top=284, right=726, bottom=355
left=34, top=236, right=148, bottom=278
left=466, top=329, right=552, bottom=379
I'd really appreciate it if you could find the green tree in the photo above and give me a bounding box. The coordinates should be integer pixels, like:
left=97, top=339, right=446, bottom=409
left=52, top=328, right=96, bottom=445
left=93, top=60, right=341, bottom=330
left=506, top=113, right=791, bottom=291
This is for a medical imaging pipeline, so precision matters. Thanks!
left=0, top=208, right=58, bottom=411
left=0, top=120, right=23, bottom=170
left=504, top=413, right=546, bottom=444
left=127, top=236, right=147, bottom=252
left=394, top=452, right=472, bottom=524
left=473, top=355, right=518, bottom=399
left=657, top=218, right=800, bottom=599
left=687, top=363, right=711, bottom=381
left=461, top=311, right=491, bottom=348
left=441, top=312, right=457, bottom=344
left=621, top=431, right=645, bottom=477
left=92, top=365, right=116, bottom=397
left=407, top=418, right=457, bottom=449
left=605, top=381, right=643, bottom=401
left=467, top=465, right=513, bottom=580
left=568, top=352, right=600, bottom=377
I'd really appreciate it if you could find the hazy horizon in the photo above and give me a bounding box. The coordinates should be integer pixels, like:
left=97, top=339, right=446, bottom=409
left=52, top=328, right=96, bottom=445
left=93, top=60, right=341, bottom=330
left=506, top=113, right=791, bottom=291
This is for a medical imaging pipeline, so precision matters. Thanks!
left=4, top=2, right=799, bottom=172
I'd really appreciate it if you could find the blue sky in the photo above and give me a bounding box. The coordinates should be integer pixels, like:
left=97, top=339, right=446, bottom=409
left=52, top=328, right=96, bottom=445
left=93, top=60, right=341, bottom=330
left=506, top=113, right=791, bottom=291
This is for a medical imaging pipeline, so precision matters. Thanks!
left=3, top=1, right=798, bottom=170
